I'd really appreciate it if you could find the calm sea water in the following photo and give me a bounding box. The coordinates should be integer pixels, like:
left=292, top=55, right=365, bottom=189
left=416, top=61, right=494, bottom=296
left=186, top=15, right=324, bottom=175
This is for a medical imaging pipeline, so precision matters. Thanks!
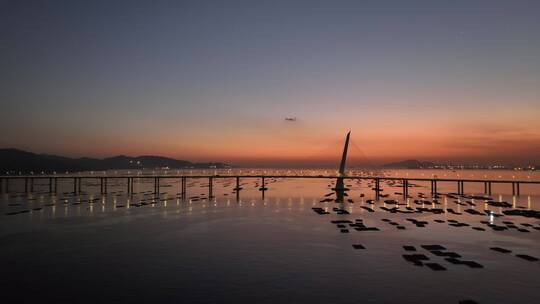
left=1, top=169, right=539, bottom=303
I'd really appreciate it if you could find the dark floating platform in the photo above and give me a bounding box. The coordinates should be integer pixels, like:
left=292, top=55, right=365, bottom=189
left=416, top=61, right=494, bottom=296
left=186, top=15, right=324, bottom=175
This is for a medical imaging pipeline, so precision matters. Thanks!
left=406, top=218, right=429, bottom=228
left=430, top=251, right=462, bottom=258
left=446, top=208, right=462, bottom=215
left=312, top=207, right=330, bottom=215
left=487, top=201, right=512, bottom=208
left=354, top=227, right=380, bottom=232
left=352, top=244, right=365, bottom=250
left=403, top=245, right=416, bottom=252
left=461, top=261, right=484, bottom=268
left=319, top=198, right=333, bottom=203
left=445, top=258, right=484, bottom=268
left=502, top=209, right=540, bottom=219
left=421, top=245, right=446, bottom=251
left=361, top=206, right=375, bottom=212
left=488, top=225, right=508, bottom=231
left=459, top=299, right=479, bottom=304
left=490, top=247, right=512, bottom=254
left=515, top=254, right=539, bottom=262
left=424, top=263, right=447, bottom=271
left=335, top=209, right=350, bottom=215
left=403, top=254, right=429, bottom=261
left=449, top=222, right=469, bottom=227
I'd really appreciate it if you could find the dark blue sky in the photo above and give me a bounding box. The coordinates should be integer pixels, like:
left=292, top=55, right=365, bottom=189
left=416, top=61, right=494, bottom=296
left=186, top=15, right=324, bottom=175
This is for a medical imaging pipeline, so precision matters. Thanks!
left=1, top=0, right=539, bottom=165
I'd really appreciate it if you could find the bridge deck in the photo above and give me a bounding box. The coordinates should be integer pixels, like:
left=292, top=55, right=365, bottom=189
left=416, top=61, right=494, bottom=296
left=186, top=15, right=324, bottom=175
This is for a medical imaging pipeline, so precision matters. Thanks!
left=0, top=175, right=539, bottom=184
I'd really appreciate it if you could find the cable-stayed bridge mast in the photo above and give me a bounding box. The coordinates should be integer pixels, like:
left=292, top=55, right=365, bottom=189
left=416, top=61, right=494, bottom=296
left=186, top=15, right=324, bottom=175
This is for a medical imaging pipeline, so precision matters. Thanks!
left=333, top=131, right=350, bottom=201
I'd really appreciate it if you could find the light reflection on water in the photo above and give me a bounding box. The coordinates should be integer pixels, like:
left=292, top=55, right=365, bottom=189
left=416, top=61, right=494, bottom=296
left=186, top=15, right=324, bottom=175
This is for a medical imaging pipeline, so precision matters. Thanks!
left=0, top=169, right=539, bottom=303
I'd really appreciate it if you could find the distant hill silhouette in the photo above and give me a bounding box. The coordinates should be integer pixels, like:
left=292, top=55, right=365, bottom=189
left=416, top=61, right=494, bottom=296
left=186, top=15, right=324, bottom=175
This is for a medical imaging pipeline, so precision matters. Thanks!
left=382, top=159, right=436, bottom=169
left=0, top=149, right=229, bottom=173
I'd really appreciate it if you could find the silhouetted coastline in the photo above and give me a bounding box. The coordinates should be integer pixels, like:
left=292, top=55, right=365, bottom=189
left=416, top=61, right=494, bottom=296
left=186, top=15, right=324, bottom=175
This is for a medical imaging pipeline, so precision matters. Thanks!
left=0, top=149, right=230, bottom=173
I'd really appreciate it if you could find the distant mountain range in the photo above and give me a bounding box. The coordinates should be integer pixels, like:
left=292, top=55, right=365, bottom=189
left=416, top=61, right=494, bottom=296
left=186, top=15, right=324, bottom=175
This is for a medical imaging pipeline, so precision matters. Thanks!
left=382, top=159, right=437, bottom=169
left=0, top=149, right=230, bottom=173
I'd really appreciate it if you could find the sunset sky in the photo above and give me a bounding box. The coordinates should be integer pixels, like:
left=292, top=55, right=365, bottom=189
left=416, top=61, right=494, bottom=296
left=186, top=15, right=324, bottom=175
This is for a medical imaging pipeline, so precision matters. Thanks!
left=1, top=0, right=539, bottom=166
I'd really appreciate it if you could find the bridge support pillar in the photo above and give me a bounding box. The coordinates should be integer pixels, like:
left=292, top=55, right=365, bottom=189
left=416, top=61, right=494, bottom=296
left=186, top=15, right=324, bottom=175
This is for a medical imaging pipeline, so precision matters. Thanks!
left=512, top=182, right=520, bottom=196
left=181, top=177, right=187, bottom=198
left=0, top=178, right=3, bottom=193
left=260, top=176, right=267, bottom=191
left=260, top=176, right=267, bottom=199
left=375, top=178, right=380, bottom=201
left=233, top=177, right=241, bottom=201
left=209, top=177, right=213, bottom=198
left=457, top=181, right=465, bottom=195
left=402, top=179, right=407, bottom=200
left=180, top=177, right=184, bottom=197
left=30, top=178, right=34, bottom=193
left=24, top=178, right=28, bottom=193
left=234, top=176, right=242, bottom=192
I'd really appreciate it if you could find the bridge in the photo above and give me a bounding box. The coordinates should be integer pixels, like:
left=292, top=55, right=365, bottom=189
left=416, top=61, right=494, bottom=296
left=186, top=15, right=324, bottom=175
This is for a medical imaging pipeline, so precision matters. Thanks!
left=1, top=132, right=539, bottom=199
left=0, top=173, right=538, bottom=199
